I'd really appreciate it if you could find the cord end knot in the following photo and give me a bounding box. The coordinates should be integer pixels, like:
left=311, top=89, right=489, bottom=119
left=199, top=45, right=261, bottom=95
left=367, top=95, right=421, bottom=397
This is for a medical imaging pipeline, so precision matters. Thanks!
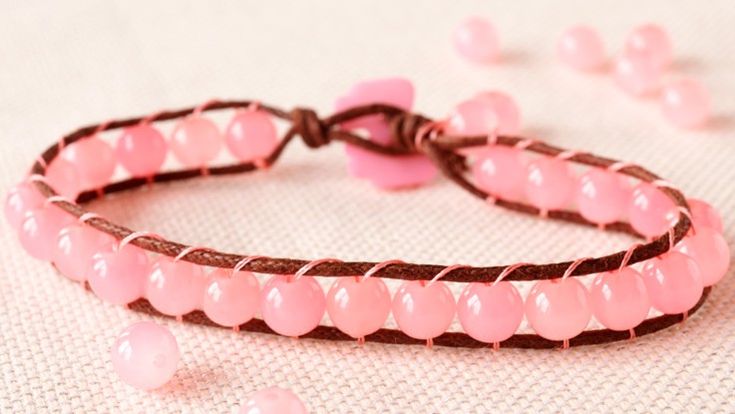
left=291, top=107, right=330, bottom=148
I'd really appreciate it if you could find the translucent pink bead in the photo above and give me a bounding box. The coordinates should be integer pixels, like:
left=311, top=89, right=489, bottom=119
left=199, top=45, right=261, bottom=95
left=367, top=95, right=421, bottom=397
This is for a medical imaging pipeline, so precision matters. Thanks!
left=614, top=53, right=663, bottom=96
left=87, top=245, right=149, bottom=305
left=687, top=198, right=723, bottom=233
left=261, top=275, right=325, bottom=337
left=457, top=281, right=523, bottom=343
left=170, top=116, right=223, bottom=167
left=225, top=110, right=279, bottom=162
left=19, top=206, right=74, bottom=261
left=146, top=257, right=207, bottom=317
left=240, top=386, right=307, bottom=414
left=115, top=124, right=168, bottom=177
left=54, top=224, right=115, bottom=282
left=4, top=182, right=44, bottom=231
left=326, top=276, right=391, bottom=339
left=642, top=252, right=703, bottom=314
left=474, top=91, right=522, bottom=135
left=61, top=137, right=116, bottom=189
left=452, top=17, right=500, bottom=63
left=446, top=99, right=499, bottom=137
left=557, top=25, right=606, bottom=71
left=392, top=280, right=455, bottom=341
left=525, top=157, right=576, bottom=212
left=625, top=24, right=673, bottom=68
left=525, top=278, right=591, bottom=341
left=46, top=158, right=81, bottom=199
left=660, top=79, right=711, bottom=128
left=472, top=146, right=526, bottom=200
left=629, top=183, right=676, bottom=238
left=589, top=268, right=650, bottom=331
left=676, top=227, right=730, bottom=286
left=576, top=168, right=630, bottom=225
left=202, top=268, right=260, bottom=328
left=111, top=321, right=179, bottom=390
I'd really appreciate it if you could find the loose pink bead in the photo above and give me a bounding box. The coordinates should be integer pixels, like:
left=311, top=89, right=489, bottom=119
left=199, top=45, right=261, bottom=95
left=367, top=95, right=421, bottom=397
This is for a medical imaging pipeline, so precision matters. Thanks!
left=87, top=245, right=149, bottom=305
left=576, top=168, right=630, bottom=225
left=525, top=278, right=591, bottom=341
left=326, top=276, right=391, bottom=339
left=54, top=224, right=115, bottom=282
left=261, top=275, right=325, bottom=337
left=446, top=98, right=499, bottom=137
left=170, top=116, right=223, bottom=168
left=642, top=252, right=703, bottom=314
left=629, top=183, right=676, bottom=238
left=472, top=146, right=526, bottom=200
left=4, top=182, right=44, bottom=231
left=61, top=137, right=116, bottom=189
left=525, top=157, right=576, bottom=212
left=19, top=206, right=74, bottom=261
left=589, top=268, right=650, bottom=331
left=240, top=386, right=308, bottom=414
left=474, top=91, right=522, bottom=135
left=202, top=268, right=260, bottom=328
left=46, top=158, right=81, bottom=199
left=111, top=321, right=179, bottom=390
left=225, top=110, right=279, bottom=162
left=457, top=281, right=523, bottom=343
left=557, top=25, right=606, bottom=71
left=676, top=227, right=730, bottom=286
left=452, top=17, right=500, bottom=63
left=392, top=280, right=455, bottom=341
left=660, top=78, right=711, bottom=128
left=146, top=257, right=208, bottom=317
left=115, top=124, right=168, bottom=177
left=625, top=24, right=673, bottom=68
left=687, top=198, right=723, bottom=233
left=614, top=53, right=663, bottom=96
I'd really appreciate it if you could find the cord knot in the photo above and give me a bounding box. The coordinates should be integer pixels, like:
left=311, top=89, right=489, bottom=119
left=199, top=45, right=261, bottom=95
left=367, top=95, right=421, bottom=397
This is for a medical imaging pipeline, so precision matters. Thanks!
left=291, top=107, right=330, bottom=148
left=388, top=112, right=435, bottom=152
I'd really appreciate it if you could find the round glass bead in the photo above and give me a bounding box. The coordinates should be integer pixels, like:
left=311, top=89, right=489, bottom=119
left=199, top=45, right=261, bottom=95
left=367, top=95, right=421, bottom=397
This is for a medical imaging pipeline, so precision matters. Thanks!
left=452, top=17, right=500, bottom=63
left=87, top=245, right=149, bottom=305
left=557, top=25, right=606, bottom=71
left=676, top=227, right=730, bottom=286
left=115, top=124, right=168, bottom=177
left=146, top=257, right=207, bottom=317
left=474, top=91, right=521, bottom=135
left=525, top=278, right=590, bottom=341
left=46, top=158, right=81, bottom=199
left=54, top=224, right=115, bottom=282
left=629, top=183, right=676, bottom=238
left=261, top=275, right=325, bottom=337
left=202, top=268, right=260, bottom=328
left=326, top=276, right=391, bottom=339
left=625, top=24, right=673, bottom=68
left=240, top=386, right=308, bottom=414
left=170, top=115, right=223, bottom=168
left=111, top=321, right=179, bottom=390
left=225, top=110, right=279, bottom=162
left=19, top=206, right=74, bottom=261
left=392, top=280, right=456, bottom=341
left=446, top=98, right=499, bottom=137
left=61, top=137, right=116, bottom=189
left=660, top=78, right=710, bottom=128
left=525, top=157, right=576, bottom=212
left=589, top=268, right=650, bottom=331
left=4, top=182, right=44, bottom=231
left=457, top=281, right=523, bottom=343
left=576, top=168, right=629, bottom=225
left=687, top=198, right=723, bottom=233
left=614, top=53, right=663, bottom=96
left=641, top=251, right=703, bottom=314
left=472, top=146, right=526, bottom=201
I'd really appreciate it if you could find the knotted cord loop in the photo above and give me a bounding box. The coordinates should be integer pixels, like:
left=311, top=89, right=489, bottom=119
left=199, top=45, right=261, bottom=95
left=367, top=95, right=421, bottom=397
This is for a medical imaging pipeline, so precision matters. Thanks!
left=290, top=107, right=330, bottom=149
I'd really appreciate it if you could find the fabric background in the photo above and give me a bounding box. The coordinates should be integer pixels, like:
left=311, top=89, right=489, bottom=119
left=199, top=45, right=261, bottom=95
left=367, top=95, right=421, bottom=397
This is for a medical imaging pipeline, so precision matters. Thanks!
left=1, top=1, right=734, bottom=412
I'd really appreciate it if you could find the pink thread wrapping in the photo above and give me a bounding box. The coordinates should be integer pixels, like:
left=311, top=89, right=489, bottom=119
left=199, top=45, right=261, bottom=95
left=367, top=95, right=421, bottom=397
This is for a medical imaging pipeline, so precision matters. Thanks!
left=43, top=195, right=72, bottom=208
left=561, top=257, right=592, bottom=280
left=556, top=150, right=580, bottom=160
left=363, top=260, right=405, bottom=281
left=293, top=258, right=342, bottom=281
left=78, top=212, right=102, bottom=224
left=233, top=255, right=267, bottom=274
left=608, top=161, right=636, bottom=172
left=514, top=138, right=536, bottom=150
left=414, top=120, right=442, bottom=151
left=141, top=110, right=167, bottom=125
left=118, top=231, right=164, bottom=250
left=493, top=262, right=531, bottom=286
left=174, top=246, right=212, bottom=262
left=619, top=243, right=643, bottom=271
left=193, top=99, right=221, bottom=116
left=428, top=264, right=470, bottom=285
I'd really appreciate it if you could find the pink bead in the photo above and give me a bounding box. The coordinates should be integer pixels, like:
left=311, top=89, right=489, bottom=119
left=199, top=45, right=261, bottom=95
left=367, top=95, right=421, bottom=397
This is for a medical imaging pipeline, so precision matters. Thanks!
left=629, top=183, right=676, bottom=238
left=240, top=386, right=307, bottom=414
left=54, top=224, right=115, bottom=282
left=525, top=157, right=576, bottom=212
left=61, top=137, right=116, bottom=189
left=676, top=227, right=730, bottom=286
left=687, top=198, right=723, bottom=233
left=474, top=91, right=522, bottom=135
left=261, top=275, right=325, bottom=337
left=525, top=278, right=591, bottom=341
left=111, top=321, right=179, bottom=390
left=472, top=146, right=526, bottom=200
left=625, top=24, right=673, bottom=68
left=146, top=257, right=207, bottom=317
left=225, top=110, right=279, bottom=162
left=660, top=78, right=711, bottom=128
left=614, top=53, right=663, bottom=96
left=557, top=25, right=606, bottom=71
left=589, top=268, right=650, bottom=331
left=576, top=168, right=630, bottom=225
left=202, top=268, right=260, bottom=328
left=453, top=17, right=500, bottom=63
left=326, top=276, right=391, bottom=339
left=115, top=124, right=168, bottom=177
left=19, top=206, right=74, bottom=261
left=170, top=116, right=223, bottom=167
left=457, top=281, right=523, bottom=343
left=392, top=280, right=455, bottom=341
left=642, top=251, right=703, bottom=314
left=87, top=245, right=149, bottom=305
left=46, top=158, right=81, bottom=199
left=446, top=99, right=498, bottom=137
left=4, top=182, right=44, bottom=231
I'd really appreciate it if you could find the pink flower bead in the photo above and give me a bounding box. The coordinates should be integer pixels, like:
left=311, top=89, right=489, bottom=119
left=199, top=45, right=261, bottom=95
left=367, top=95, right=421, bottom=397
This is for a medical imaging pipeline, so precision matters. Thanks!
left=642, top=251, right=704, bottom=314
left=525, top=278, right=591, bottom=341
left=446, top=98, right=499, bottom=137
left=589, top=268, right=650, bottom=331
left=115, top=124, right=168, bottom=177
left=240, top=386, right=308, bottom=414
left=61, top=137, right=116, bottom=189
left=326, top=276, right=391, bottom=339
left=87, top=245, right=149, bottom=305
left=557, top=25, right=606, bottom=71
left=687, top=198, right=723, bottom=233
left=457, top=281, right=523, bottom=343
left=111, top=321, right=179, bottom=390
left=19, top=206, right=74, bottom=261
left=474, top=91, right=522, bottom=135
left=46, top=158, right=81, bottom=199
left=170, top=116, right=223, bottom=168
left=614, top=53, right=663, bottom=96
left=676, top=227, right=730, bottom=286
left=525, top=157, right=576, bottom=212
left=225, top=110, right=279, bottom=162
left=4, top=182, right=44, bottom=231
left=202, top=268, right=260, bottom=328
left=392, top=280, right=455, bottom=341
left=629, top=183, right=676, bottom=238
left=472, top=146, right=526, bottom=200
left=146, top=257, right=208, bottom=317
left=625, top=24, right=673, bottom=68
left=54, top=224, right=115, bottom=282
left=453, top=17, right=500, bottom=63
left=261, top=275, right=326, bottom=337
left=576, top=168, right=630, bottom=225
left=660, top=79, right=711, bottom=128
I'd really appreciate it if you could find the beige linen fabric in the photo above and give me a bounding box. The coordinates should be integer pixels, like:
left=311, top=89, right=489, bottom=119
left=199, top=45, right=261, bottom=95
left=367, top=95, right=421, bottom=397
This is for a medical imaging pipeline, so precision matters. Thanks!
left=1, top=1, right=734, bottom=412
